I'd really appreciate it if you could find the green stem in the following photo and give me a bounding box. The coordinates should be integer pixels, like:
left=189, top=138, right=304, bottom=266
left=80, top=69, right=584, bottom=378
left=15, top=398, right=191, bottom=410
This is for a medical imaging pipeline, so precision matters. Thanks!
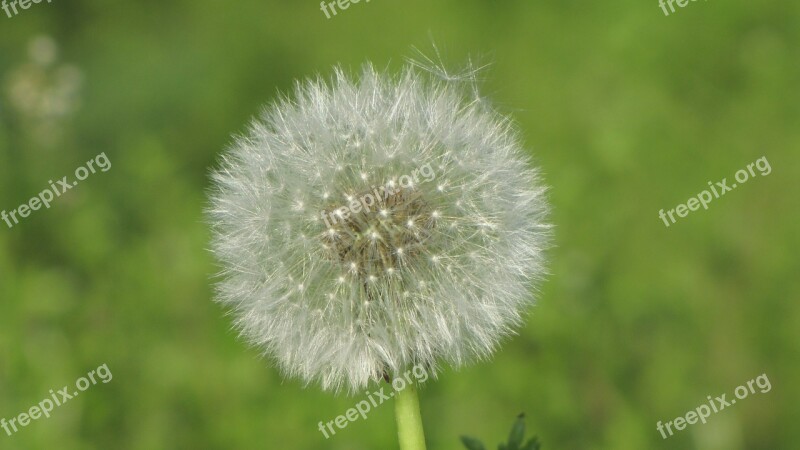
left=394, top=381, right=427, bottom=450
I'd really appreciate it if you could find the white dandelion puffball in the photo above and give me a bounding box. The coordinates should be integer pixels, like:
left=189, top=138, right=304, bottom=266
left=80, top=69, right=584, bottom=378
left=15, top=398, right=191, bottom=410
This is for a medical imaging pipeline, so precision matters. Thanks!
left=208, top=63, right=550, bottom=393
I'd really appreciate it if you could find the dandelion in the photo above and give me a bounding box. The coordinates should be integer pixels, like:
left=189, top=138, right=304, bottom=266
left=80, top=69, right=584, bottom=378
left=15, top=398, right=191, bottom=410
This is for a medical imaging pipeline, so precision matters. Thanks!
left=208, top=62, right=550, bottom=449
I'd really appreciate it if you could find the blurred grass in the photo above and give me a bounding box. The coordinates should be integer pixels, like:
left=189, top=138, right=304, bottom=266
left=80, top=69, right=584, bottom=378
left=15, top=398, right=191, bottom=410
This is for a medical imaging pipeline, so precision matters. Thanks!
left=0, top=0, right=798, bottom=449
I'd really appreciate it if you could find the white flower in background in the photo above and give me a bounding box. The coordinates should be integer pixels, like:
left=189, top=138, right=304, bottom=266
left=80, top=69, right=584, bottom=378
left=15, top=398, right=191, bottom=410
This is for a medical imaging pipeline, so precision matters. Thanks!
left=208, top=63, right=550, bottom=393
left=4, top=35, right=83, bottom=145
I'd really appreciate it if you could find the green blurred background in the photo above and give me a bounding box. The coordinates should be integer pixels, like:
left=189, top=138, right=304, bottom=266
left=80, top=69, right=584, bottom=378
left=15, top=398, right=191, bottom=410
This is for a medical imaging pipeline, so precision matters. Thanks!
left=1, top=1, right=798, bottom=449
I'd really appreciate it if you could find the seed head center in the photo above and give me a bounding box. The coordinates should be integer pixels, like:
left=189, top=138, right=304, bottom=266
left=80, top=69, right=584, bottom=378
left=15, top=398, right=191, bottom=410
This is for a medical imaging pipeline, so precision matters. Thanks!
left=321, top=187, right=434, bottom=277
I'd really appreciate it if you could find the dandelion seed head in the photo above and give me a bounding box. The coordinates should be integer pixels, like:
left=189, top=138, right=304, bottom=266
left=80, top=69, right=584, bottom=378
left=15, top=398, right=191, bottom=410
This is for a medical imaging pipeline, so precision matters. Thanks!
left=208, top=63, right=550, bottom=393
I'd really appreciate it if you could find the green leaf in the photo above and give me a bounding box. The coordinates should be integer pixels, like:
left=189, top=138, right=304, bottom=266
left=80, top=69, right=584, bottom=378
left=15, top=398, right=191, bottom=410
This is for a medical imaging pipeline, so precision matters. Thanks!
left=460, top=436, right=487, bottom=450
left=506, top=413, right=526, bottom=450
left=521, top=436, right=541, bottom=450
left=460, top=414, right=542, bottom=450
